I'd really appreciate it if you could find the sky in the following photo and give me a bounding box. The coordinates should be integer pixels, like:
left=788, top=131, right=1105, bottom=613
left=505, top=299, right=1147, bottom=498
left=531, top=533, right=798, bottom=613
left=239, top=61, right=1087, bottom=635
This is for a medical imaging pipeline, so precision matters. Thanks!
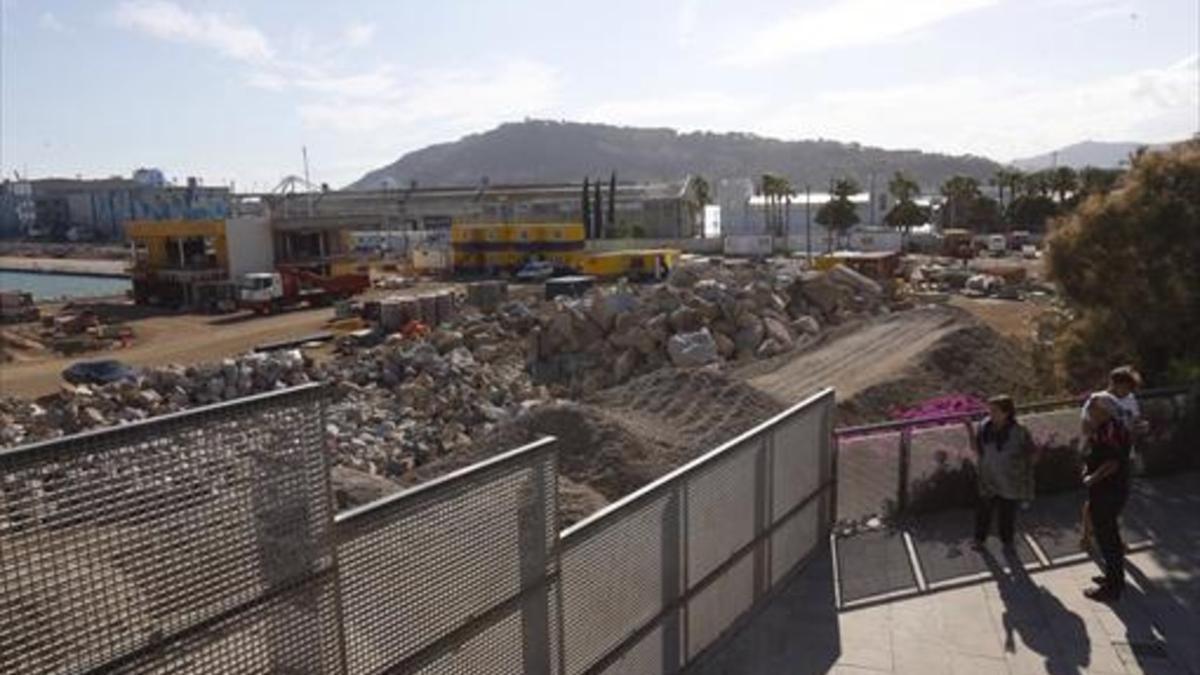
left=1, top=0, right=1197, bottom=189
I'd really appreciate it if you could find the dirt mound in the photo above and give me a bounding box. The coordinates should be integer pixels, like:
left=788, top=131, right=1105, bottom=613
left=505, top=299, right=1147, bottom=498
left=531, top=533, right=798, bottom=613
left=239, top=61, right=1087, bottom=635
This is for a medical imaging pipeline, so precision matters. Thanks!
left=588, top=368, right=787, bottom=463
left=837, top=318, right=1038, bottom=425
left=412, top=368, right=786, bottom=524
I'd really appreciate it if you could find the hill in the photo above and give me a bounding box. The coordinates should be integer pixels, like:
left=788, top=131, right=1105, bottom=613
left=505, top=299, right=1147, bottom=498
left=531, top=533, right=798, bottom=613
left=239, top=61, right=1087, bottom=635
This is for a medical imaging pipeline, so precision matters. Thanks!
left=1010, top=140, right=1172, bottom=171
left=348, top=120, right=1002, bottom=191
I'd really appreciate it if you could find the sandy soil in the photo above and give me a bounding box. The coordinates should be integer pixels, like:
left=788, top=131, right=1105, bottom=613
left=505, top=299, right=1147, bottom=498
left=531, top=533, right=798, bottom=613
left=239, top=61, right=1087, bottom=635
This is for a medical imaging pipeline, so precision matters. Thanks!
left=738, top=307, right=963, bottom=404
left=0, top=306, right=337, bottom=398
left=948, top=295, right=1047, bottom=339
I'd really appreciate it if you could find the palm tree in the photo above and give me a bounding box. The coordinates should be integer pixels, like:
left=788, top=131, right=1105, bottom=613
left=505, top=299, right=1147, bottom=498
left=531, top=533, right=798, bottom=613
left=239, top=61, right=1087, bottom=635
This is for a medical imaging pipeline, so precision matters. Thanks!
left=939, top=175, right=981, bottom=229
left=885, top=172, right=924, bottom=249
left=816, top=177, right=861, bottom=249
left=1050, top=166, right=1078, bottom=204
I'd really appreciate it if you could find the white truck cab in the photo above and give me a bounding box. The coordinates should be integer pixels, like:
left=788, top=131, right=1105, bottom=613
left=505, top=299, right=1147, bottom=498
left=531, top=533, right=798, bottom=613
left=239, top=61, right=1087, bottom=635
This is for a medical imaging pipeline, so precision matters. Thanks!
left=240, top=272, right=282, bottom=302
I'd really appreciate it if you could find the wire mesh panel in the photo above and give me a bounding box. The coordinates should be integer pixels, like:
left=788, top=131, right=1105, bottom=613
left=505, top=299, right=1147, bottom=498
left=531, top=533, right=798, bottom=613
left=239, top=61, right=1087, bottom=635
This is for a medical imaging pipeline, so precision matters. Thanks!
left=1024, top=408, right=1084, bottom=451
left=119, top=572, right=344, bottom=674
left=906, top=424, right=975, bottom=512
left=685, top=552, right=756, bottom=662
left=595, top=620, right=672, bottom=675
left=685, top=439, right=760, bottom=587
left=0, top=385, right=337, bottom=675
left=770, top=497, right=821, bottom=586
left=771, top=397, right=829, bottom=521
left=335, top=439, right=558, bottom=675
left=559, top=489, right=682, bottom=675
left=834, top=431, right=902, bottom=525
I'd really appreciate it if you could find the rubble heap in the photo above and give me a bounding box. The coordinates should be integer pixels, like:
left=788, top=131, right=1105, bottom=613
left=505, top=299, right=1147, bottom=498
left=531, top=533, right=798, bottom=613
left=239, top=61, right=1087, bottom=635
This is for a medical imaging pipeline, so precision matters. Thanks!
left=528, top=261, right=885, bottom=394
left=0, top=350, right=313, bottom=447
left=321, top=300, right=546, bottom=475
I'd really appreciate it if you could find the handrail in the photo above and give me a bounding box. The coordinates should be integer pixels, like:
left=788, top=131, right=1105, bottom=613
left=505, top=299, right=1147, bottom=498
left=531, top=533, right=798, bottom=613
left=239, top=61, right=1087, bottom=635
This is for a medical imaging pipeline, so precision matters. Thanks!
left=834, top=383, right=1195, bottom=438
left=0, top=382, right=326, bottom=467
left=334, top=436, right=557, bottom=527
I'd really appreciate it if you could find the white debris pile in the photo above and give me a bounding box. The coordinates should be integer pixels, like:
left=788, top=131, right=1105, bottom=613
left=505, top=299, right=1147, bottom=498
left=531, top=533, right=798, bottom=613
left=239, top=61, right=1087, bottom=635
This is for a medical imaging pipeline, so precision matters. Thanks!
left=318, top=301, right=547, bottom=476
left=528, top=261, right=885, bottom=394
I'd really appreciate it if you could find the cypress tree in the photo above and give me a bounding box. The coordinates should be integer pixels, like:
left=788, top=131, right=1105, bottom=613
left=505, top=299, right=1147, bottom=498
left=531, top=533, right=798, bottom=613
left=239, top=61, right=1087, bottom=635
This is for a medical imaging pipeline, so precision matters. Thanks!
left=594, top=180, right=604, bottom=238
left=582, top=177, right=591, bottom=238
left=608, top=171, right=617, bottom=234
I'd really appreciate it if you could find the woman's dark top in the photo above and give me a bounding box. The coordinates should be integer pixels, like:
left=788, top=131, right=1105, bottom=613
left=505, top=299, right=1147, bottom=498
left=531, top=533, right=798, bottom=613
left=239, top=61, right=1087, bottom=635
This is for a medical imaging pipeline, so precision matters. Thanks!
left=1086, top=418, right=1132, bottom=499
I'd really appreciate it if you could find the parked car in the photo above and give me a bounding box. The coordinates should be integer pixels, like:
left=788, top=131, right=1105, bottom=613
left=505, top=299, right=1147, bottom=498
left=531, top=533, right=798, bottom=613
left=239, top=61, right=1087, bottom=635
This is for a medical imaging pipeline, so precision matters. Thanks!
left=515, top=260, right=557, bottom=282
left=62, top=359, right=138, bottom=386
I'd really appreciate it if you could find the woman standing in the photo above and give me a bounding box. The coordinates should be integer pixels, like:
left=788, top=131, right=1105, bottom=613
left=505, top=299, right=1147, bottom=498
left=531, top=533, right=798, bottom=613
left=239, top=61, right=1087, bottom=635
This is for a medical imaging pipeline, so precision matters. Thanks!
left=1081, top=393, right=1133, bottom=602
left=969, top=395, right=1037, bottom=549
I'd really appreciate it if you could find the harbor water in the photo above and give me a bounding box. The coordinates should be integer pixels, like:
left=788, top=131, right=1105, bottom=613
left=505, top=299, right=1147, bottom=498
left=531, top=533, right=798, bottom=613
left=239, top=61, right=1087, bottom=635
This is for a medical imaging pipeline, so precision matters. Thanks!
left=0, top=270, right=132, bottom=301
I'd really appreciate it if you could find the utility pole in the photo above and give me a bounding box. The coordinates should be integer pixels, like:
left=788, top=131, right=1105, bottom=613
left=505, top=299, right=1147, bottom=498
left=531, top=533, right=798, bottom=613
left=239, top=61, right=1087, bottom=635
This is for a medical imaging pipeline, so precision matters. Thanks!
left=302, top=146, right=313, bottom=217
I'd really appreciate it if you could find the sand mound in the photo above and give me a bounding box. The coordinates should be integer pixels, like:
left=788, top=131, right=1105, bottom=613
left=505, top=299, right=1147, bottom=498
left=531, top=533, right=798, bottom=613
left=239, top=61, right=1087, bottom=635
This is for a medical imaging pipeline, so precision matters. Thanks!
left=837, top=319, right=1038, bottom=425
left=413, top=368, right=786, bottom=524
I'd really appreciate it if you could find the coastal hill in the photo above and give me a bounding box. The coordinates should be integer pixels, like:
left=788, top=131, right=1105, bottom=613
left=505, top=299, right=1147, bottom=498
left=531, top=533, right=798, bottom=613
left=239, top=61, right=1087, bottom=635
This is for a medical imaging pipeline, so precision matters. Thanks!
left=348, top=120, right=1002, bottom=191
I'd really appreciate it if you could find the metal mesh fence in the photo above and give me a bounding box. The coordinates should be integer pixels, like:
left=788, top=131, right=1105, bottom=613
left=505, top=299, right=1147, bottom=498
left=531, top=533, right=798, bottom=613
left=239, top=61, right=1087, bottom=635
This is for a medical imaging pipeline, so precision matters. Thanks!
left=2, top=383, right=836, bottom=675
left=0, top=384, right=339, bottom=675
left=836, top=388, right=1197, bottom=523
left=558, top=389, right=836, bottom=675
left=334, top=438, right=559, bottom=675
left=834, top=431, right=902, bottom=525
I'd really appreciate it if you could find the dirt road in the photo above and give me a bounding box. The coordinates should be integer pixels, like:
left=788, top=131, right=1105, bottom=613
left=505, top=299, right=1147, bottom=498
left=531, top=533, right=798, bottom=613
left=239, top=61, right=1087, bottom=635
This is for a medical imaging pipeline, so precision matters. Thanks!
left=738, top=307, right=963, bottom=404
left=0, top=307, right=336, bottom=398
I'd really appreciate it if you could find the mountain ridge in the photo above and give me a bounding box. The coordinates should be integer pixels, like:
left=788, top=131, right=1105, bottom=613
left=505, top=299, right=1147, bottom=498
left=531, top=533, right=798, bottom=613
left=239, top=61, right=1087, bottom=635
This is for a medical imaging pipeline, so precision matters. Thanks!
left=1010, top=139, right=1176, bottom=171
left=347, top=120, right=1003, bottom=192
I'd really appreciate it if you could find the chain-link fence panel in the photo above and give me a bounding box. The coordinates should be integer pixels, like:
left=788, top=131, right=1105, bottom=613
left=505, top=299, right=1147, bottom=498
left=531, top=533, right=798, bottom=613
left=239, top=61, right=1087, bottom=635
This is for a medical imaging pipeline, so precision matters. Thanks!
left=334, top=439, right=558, bottom=675
left=0, top=385, right=338, bottom=675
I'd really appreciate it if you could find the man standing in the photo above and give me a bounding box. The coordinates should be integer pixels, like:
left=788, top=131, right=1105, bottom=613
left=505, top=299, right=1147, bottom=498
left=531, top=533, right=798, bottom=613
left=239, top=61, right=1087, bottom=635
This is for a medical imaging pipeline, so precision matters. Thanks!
left=1081, top=393, right=1133, bottom=601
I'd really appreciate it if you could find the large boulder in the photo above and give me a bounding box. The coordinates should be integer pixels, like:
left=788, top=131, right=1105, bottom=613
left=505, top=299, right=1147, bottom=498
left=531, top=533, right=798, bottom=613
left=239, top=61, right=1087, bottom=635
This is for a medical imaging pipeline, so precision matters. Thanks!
left=793, top=315, right=821, bottom=336
left=669, top=306, right=704, bottom=334
left=827, top=264, right=883, bottom=297
left=667, top=328, right=720, bottom=368
left=762, top=316, right=795, bottom=350
left=734, top=316, right=765, bottom=356
left=800, top=275, right=844, bottom=315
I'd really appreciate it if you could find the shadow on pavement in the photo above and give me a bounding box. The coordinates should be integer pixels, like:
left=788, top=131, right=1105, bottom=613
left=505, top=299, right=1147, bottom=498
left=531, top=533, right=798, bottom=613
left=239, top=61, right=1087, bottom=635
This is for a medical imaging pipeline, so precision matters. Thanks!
left=983, top=549, right=1090, bottom=675
left=686, top=547, right=840, bottom=675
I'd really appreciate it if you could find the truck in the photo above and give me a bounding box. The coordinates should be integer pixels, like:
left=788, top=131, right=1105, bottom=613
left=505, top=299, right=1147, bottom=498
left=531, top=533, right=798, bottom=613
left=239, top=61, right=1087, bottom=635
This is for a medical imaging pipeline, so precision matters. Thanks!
left=986, top=234, right=1008, bottom=257
left=238, top=268, right=370, bottom=315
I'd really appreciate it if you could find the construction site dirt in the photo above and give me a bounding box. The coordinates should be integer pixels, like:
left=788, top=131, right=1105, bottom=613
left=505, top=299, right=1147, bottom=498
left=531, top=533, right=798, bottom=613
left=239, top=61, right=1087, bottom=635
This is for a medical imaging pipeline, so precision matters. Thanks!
left=1, top=262, right=1041, bottom=524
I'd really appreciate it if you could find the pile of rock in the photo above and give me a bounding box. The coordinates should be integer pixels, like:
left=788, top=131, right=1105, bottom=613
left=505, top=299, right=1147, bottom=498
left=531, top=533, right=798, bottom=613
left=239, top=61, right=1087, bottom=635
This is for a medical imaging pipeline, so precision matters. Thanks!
left=319, top=300, right=547, bottom=476
left=0, top=350, right=312, bottom=447
left=527, top=261, right=885, bottom=393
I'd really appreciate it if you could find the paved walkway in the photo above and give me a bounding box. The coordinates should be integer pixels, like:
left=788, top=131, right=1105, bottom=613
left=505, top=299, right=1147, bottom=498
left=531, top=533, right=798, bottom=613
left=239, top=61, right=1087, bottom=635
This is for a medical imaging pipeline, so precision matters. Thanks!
left=690, top=473, right=1200, bottom=675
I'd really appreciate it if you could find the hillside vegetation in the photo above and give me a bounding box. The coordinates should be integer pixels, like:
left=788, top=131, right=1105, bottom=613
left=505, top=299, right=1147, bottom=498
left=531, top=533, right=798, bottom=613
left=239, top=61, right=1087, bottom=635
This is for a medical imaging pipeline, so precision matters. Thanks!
left=349, top=119, right=1001, bottom=190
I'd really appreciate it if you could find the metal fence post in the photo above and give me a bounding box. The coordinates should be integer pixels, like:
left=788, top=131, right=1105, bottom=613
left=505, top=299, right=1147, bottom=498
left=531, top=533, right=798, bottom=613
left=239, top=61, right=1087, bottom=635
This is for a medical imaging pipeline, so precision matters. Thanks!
left=897, top=428, right=912, bottom=514
left=660, top=485, right=684, bottom=673
left=753, top=436, right=772, bottom=599
left=518, top=463, right=553, bottom=675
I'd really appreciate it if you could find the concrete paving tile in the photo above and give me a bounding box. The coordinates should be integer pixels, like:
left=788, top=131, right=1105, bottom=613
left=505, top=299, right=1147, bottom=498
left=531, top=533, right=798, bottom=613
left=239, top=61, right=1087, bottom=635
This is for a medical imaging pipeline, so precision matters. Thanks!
left=831, top=665, right=892, bottom=675
left=891, top=634, right=953, bottom=675
left=936, top=586, right=1007, bottom=659
left=949, top=652, right=1011, bottom=675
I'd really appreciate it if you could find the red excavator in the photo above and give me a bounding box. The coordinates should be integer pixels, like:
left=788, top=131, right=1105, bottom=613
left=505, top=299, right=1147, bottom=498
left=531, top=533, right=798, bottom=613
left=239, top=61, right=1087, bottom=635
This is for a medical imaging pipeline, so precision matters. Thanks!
left=237, top=267, right=369, bottom=315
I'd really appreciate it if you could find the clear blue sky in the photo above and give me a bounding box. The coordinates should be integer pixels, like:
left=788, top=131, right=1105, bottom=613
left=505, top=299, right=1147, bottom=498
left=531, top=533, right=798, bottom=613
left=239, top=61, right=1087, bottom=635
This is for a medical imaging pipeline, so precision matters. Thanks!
left=2, top=0, right=1197, bottom=189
